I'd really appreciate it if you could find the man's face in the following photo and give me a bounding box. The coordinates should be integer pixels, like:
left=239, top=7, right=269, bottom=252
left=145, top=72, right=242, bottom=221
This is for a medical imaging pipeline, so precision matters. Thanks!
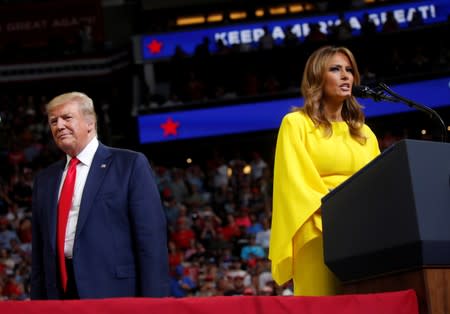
left=48, top=101, right=94, bottom=156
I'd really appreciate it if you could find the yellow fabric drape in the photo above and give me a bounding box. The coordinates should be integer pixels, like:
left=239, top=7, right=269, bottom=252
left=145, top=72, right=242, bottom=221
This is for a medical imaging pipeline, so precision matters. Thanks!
left=293, top=233, right=340, bottom=295
left=269, top=111, right=380, bottom=295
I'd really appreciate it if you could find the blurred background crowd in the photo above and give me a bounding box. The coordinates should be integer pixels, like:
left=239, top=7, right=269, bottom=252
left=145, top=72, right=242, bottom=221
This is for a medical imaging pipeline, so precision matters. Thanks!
left=0, top=0, right=449, bottom=299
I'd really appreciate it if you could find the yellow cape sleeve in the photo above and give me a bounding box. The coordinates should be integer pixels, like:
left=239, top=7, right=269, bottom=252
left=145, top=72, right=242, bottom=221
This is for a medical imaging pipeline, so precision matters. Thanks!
left=269, top=112, right=329, bottom=285
left=364, top=125, right=381, bottom=157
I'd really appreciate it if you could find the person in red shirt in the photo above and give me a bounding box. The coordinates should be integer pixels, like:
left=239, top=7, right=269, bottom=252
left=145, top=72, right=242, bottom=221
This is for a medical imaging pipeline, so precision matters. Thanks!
left=171, top=217, right=196, bottom=250
left=218, top=214, right=241, bottom=241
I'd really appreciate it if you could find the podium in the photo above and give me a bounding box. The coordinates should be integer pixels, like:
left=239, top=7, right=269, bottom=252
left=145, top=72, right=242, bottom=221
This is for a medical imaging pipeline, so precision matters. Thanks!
left=321, top=139, right=450, bottom=314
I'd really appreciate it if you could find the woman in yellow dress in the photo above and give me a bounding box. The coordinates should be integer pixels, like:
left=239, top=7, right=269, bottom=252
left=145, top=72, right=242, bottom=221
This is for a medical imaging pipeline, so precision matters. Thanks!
left=269, top=46, right=380, bottom=296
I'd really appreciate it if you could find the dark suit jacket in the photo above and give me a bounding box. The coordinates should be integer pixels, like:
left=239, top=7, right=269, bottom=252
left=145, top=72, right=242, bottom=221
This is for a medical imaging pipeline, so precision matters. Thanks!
left=31, top=143, right=169, bottom=299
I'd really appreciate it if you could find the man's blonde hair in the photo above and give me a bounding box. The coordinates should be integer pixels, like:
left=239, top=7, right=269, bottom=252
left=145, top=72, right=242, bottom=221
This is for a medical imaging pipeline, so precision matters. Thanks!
left=46, top=92, right=97, bottom=123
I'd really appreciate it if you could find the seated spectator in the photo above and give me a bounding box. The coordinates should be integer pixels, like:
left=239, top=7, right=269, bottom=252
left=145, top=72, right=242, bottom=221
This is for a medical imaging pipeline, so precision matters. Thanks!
left=168, top=240, right=185, bottom=269
left=226, top=260, right=250, bottom=283
left=0, top=187, right=13, bottom=216
left=0, top=248, right=15, bottom=276
left=221, top=189, right=238, bottom=215
left=213, top=157, right=229, bottom=191
left=246, top=214, right=263, bottom=235
left=171, top=216, right=196, bottom=250
left=154, top=166, right=171, bottom=190
left=2, top=276, right=25, bottom=300
left=7, top=143, right=25, bottom=173
left=200, top=217, right=217, bottom=249
left=215, top=277, right=233, bottom=296
left=255, top=218, right=271, bottom=251
left=243, top=287, right=256, bottom=296
left=224, top=274, right=246, bottom=296
left=0, top=219, right=19, bottom=250
left=258, top=260, right=273, bottom=292
left=186, top=164, right=206, bottom=192
left=8, top=239, right=27, bottom=265
left=197, top=280, right=216, bottom=296
left=281, top=282, right=294, bottom=296
left=185, top=183, right=208, bottom=208
left=22, top=130, right=42, bottom=164
left=206, top=231, right=230, bottom=252
left=162, top=189, right=182, bottom=228
left=259, top=285, right=274, bottom=296
left=235, top=207, right=252, bottom=230
left=11, top=171, right=32, bottom=209
left=17, top=218, right=32, bottom=244
left=170, top=265, right=196, bottom=297
left=184, top=240, right=206, bottom=261
left=168, top=169, right=189, bottom=203
left=218, top=214, right=241, bottom=242
left=240, top=236, right=266, bottom=261
left=0, top=283, right=6, bottom=301
left=217, top=247, right=234, bottom=269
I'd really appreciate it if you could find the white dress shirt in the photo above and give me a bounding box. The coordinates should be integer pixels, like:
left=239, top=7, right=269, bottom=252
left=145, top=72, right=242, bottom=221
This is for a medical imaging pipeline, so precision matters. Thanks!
left=58, top=137, right=99, bottom=258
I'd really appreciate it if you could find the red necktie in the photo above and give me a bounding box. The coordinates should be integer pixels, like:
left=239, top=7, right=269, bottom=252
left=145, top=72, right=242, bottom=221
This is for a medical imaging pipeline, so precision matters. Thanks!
left=57, top=157, right=79, bottom=292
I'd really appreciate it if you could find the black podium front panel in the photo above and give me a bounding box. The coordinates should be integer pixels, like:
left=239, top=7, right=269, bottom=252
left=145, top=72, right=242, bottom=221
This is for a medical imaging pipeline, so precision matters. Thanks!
left=322, top=139, right=450, bottom=282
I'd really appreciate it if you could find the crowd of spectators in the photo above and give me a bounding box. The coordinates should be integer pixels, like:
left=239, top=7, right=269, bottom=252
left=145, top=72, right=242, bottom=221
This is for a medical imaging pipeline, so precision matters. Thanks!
left=0, top=94, right=52, bottom=300
left=158, top=151, right=283, bottom=297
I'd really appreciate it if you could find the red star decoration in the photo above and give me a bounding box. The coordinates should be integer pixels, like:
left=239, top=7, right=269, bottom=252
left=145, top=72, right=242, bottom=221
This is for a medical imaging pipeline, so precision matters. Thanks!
left=147, top=39, right=163, bottom=54
left=160, top=117, right=180, bottom=137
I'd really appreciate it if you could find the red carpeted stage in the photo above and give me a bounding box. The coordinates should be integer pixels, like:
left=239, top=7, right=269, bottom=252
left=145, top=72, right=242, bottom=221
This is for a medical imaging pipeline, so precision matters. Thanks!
left=0, top=290, right=418, bottom=314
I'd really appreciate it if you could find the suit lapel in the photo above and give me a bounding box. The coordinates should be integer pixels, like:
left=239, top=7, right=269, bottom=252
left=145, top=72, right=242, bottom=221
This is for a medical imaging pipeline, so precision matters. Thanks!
left=49, top=160, right=66, bottom=254
left=75, top=144, right=112, bottom=238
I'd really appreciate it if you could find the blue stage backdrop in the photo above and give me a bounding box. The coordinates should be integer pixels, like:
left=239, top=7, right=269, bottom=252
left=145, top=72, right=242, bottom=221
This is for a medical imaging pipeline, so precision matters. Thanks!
left=138, top=76, right=450, bottom=144
left=138, top=0, right=450, bottom=62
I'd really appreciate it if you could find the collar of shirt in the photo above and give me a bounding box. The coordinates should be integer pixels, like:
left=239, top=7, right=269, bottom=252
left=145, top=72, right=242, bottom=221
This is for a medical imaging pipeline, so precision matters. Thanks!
left=65, top=137, right=99, bottom=168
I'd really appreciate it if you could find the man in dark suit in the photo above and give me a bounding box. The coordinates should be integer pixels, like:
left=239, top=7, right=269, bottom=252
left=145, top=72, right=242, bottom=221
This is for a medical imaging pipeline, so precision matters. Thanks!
left=31, top=92, right=169, bottom=299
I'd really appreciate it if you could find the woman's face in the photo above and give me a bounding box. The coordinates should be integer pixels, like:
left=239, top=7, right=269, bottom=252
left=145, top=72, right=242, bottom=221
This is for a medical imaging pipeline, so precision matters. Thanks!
left=322, top=52, right=354, bottom=105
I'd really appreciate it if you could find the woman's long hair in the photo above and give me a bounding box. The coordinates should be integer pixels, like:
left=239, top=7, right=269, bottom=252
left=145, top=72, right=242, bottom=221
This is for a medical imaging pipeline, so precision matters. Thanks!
left=295, top=46, right=367, bottom=144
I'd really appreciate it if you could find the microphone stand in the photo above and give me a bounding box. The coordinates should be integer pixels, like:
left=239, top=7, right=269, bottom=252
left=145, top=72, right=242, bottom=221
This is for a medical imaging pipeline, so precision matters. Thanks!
left=377, top=82, right=448, bottom=143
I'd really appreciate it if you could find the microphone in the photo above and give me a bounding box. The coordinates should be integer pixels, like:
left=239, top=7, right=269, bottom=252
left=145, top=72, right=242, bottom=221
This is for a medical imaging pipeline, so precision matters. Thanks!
left=353, top=82, right=447, bottom=142
left=352, top=85, right=398, bottom=102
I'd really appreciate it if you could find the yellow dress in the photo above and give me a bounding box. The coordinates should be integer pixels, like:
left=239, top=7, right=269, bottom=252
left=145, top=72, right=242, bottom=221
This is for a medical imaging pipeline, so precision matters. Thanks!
left=269, top=111, right=380, bottom=296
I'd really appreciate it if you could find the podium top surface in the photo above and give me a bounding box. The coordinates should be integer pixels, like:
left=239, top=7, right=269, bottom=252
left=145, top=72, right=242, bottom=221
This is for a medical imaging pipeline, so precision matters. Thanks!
left=321, top=139, right=449, bottom=205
